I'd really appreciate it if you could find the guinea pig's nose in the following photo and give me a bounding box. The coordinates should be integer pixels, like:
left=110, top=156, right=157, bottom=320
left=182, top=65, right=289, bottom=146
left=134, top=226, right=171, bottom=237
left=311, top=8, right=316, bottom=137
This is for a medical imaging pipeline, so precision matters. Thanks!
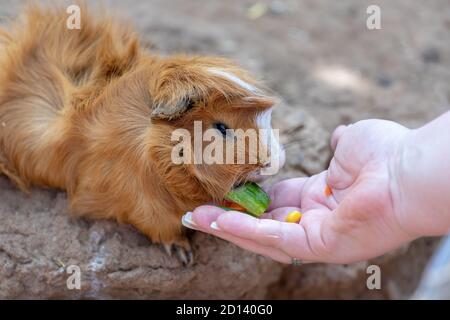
left=257, top=154, right=271, bottom=167
left=257, top=147, right=286, bottom=175
left=260, top=160, right=271, bottom=168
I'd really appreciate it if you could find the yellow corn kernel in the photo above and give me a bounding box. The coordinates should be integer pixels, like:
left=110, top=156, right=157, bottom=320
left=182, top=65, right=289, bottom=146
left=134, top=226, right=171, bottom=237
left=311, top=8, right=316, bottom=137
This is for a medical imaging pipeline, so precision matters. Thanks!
left=285, top=210, right=302, bottom=223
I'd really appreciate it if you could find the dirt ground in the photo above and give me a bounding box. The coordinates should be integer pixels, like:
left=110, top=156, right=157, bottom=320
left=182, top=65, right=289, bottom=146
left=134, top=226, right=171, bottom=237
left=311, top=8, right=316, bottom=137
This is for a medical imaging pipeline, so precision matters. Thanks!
left=0, top=0, right=449, bottom=299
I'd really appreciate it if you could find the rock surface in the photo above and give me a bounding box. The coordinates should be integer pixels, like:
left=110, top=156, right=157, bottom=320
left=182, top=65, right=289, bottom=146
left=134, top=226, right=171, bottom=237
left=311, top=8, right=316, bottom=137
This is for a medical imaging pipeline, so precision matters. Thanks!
left=0, top=174, right=284, bottom=299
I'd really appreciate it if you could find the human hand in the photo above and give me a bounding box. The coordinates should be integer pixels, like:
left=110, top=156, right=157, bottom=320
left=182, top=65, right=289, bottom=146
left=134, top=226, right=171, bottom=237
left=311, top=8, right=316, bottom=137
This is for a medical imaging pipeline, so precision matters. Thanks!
left=185, top=120, right=420, bottom=264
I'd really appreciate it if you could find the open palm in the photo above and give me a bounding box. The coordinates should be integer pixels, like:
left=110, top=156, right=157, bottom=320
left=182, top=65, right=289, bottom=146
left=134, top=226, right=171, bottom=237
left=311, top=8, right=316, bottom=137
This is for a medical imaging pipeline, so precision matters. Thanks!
left=188, top=120, right=417, bottom=264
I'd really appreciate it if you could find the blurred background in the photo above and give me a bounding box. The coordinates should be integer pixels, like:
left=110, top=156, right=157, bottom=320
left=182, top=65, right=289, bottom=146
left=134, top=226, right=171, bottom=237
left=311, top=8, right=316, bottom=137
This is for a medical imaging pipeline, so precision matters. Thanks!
left=0, top=0, right=449, bottom=299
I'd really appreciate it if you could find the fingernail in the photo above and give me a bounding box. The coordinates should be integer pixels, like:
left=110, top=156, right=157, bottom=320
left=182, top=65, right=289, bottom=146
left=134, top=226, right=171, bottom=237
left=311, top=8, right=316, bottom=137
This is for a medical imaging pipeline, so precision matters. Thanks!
left=210, top=221, right=221, bottom=231
left=181, top=212, right=200, bottom=230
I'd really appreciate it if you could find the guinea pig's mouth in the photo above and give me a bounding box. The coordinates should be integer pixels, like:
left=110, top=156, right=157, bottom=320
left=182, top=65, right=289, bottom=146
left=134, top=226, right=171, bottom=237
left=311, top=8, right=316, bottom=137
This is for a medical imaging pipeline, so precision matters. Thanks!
left=231, top=171, right=261, bottom=190
left=232, top=181, right=245, bottom=189
left=230, top=174, right=249, bottom=191
left=231, top=167, right=268, bottom=190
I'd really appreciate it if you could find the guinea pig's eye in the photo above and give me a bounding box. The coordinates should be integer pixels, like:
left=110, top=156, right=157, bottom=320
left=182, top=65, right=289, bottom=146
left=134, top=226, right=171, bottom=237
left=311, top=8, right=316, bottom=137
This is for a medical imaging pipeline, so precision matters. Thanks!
left=213, top=122, right=229, bottom=137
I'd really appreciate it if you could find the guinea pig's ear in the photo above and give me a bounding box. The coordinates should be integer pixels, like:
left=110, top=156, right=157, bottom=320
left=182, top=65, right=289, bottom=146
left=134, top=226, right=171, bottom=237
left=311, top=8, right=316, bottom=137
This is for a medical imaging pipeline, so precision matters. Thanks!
left=149, top=67, right=206, bottom=119
left=150, top=92, right=200, bottom=120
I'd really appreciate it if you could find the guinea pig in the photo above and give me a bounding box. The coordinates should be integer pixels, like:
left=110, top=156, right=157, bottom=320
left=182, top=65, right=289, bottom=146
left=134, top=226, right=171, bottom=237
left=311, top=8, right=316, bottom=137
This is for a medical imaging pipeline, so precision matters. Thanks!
left=0, top=4, right=285, bottom=265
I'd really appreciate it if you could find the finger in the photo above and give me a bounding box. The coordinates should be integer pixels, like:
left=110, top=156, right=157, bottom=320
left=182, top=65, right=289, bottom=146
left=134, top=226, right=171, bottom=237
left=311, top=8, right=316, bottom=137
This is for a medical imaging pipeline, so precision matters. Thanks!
left=188, top=206, right=292, bottom=263
left=205, top=227, right=292, bottom=264
left=215, top=211, right=325, bottom=261
left=189, top=206, right=331, bottom=263
left=330, top=125, right=349, bottom=151
left=267, top=177, right=308, bottom=210
left=190, top=206, right=293, bottom=252
left=215, top=212, right=286, bottom=247
left=190, top=205, right=225, bottom=229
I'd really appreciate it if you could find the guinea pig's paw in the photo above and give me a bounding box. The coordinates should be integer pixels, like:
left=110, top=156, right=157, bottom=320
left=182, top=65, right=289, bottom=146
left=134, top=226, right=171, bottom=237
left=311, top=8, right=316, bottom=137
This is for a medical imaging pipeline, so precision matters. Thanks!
left=162, top=239, right=194, bottom=267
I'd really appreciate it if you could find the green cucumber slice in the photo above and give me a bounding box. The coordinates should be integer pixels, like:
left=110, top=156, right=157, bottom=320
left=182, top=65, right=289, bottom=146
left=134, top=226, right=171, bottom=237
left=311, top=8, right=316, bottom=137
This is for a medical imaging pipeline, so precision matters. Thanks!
left=224, top=182, right=270, bottom=217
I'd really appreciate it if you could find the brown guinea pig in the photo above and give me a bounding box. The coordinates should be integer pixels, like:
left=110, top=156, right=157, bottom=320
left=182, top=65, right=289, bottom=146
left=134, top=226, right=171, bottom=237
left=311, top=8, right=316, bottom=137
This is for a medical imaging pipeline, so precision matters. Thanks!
left=0, top=4, right=285, bottom=265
